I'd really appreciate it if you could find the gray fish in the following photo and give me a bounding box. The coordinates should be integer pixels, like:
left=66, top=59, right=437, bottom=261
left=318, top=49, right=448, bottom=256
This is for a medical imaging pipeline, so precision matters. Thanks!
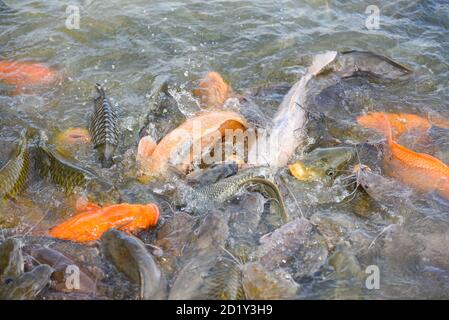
left=101, top=229, right=167, bottom=300
left=31, top=247, right=98, bottom=294
left=182, top=167, right=288, bottom=222
left=242, top=262, right=299, bottom=300
left=0, top=238, right=23, bottom=281
left=254, top=218, right=328, bottom=279
left=0, top=264, right=53, bottom=300
left=89, top=83, right=119, bottom=168
left=324, top=50, right=412, bottom=80
left=0, top=129, right=29, bottom=200
left=0, top=238, right=53, bottom=300
left=186, top=161, right=238, bottom=186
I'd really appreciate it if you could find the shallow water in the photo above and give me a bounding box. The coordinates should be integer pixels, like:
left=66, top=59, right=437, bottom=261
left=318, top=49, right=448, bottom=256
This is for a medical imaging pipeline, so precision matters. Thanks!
left=1, top=0, right=449, bottom=299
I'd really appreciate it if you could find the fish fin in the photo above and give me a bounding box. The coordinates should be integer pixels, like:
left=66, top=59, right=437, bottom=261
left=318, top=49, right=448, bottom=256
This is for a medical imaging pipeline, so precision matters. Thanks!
left=137, top=136, right=157, bottom=159
left=308, top=51, right=338, bottom=76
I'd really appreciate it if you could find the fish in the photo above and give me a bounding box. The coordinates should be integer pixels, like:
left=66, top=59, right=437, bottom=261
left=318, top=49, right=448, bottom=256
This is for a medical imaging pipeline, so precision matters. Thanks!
left=253, top=218, right=327, bottom=279
left=186, top=161, right=238, bottom=186
left=353, top=164, right=414, bottom=204
left=53, top=128, right=91, bottom=159
left=380, top=115, right=449, bottom=200
left=89, top=83, right=119, bottom=168
left=137, top=110, right=248, bottom=182
left=325, top=50, right=412, bottom=80
left=192, top=72, right=231, bottom=108
left=0, top=238, right=24, bottom=281
left=249, top=51, right=338, bottom=167
left=197, top=255, right=244, bottom=300
left=31, top=247, right=98, bottom=294
left=357, top=112, right=449, bottom=141
left=0, top=129, right=29, bottom=200
left=0, top=238, right=53, bottom=300
left=0, top=60, right=59, bottom=94
left=101, top=229, right=167, bottom=300
left=289, top=146, right=354, bottom=182
left=35, top=137, right=97, bottom=194
left=182, top=167, right=288, bottom=222
left=49, top=203, right=160, bottom=243
left=242, top=262, right=299, bottom=300
left=226, top=193, right=266, bottom=262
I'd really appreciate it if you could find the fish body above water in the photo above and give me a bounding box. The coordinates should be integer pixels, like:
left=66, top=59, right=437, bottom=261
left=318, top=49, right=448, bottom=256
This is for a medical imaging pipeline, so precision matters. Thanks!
left=89, top=83, right=119, bottom=168
left=0, top=130, right=29, bottom=200
left=250, top=51, right=338, bottom=168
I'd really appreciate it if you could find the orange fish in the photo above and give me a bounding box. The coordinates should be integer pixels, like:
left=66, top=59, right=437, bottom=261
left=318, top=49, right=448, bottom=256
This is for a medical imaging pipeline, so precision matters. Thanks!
left=0, top=60, right=60, bottom=94
left=49, top=203, right=160, bottom=243
left=358, top=112, right=449, bottom=138
left=380, top=115, right=449, bottom=200
left=137, top=110, right=248, bottom=182
left=192, top=72, right=231, bottom=108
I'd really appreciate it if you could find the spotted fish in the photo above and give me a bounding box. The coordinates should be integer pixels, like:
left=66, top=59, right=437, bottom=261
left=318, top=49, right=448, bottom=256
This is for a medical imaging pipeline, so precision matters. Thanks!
left=89, top=83, right=119, bottom=167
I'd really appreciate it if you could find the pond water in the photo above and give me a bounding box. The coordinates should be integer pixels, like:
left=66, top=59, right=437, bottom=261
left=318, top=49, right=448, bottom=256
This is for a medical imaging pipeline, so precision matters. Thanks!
left=1, top=0, right=449, bottom=299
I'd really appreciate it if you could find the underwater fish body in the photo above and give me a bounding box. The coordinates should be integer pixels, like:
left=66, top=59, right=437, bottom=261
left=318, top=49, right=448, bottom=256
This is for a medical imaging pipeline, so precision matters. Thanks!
left=49, top=203, right=160, bottom=243
left=0, top=60, right=59, bottom=94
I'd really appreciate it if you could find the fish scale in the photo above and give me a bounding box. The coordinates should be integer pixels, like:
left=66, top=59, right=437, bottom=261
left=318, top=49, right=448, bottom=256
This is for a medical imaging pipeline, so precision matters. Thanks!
left=89, top=83, right=119, bottom=167
left=35, top=143, right=96, bottom=194
left=0, top=130, right=29, bottom=200
left=186, top=168, right=288, bottom=222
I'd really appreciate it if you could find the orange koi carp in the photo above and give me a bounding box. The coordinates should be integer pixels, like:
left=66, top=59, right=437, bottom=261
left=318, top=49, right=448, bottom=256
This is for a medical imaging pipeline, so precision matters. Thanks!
left=380, top=115, right=449, bottom=200
left=357, top=112, right=449, bottom=139
left=137, top=110, right=248, bottom=182
left=0, top=60, right=60, bottom=93
left=49, top=203, right=160, bottom=243
left=192, top=71, right=231, bottom=108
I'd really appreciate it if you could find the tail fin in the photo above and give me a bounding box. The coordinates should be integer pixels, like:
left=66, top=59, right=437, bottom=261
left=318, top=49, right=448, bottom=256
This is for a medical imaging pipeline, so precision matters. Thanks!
left=241, top=177, right=289, bottom=223
left=308, top=51, right=338, bottom=76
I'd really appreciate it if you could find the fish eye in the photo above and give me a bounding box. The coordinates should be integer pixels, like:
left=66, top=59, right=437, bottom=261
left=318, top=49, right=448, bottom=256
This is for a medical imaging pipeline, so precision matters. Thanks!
left=326, top=168, right=336, bottom=177
left=4, top=277, right=14, bottom=285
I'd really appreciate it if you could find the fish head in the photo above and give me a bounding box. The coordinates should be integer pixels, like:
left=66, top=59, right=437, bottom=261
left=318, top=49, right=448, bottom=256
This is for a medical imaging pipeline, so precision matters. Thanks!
left=0, top=264, right=53, bottom=300
left=289, top=147, right=355, bottom=182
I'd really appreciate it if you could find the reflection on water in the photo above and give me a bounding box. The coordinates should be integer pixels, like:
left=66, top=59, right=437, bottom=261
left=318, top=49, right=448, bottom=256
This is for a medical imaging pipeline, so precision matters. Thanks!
left=1, top=0, right=449, bottom=299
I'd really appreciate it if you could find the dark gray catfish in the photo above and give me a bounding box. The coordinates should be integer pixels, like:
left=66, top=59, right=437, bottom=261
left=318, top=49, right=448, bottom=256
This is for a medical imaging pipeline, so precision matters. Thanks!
left=101, top=229, right=167, bottom=300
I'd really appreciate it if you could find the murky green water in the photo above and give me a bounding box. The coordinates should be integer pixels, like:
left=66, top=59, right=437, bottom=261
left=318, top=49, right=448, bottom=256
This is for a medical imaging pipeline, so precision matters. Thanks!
left=1, top=0, right=449, bottom=299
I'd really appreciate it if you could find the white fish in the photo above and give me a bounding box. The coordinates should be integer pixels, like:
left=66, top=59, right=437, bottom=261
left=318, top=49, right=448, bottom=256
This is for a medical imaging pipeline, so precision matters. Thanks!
left=249, top=51, right=338, bottom=167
